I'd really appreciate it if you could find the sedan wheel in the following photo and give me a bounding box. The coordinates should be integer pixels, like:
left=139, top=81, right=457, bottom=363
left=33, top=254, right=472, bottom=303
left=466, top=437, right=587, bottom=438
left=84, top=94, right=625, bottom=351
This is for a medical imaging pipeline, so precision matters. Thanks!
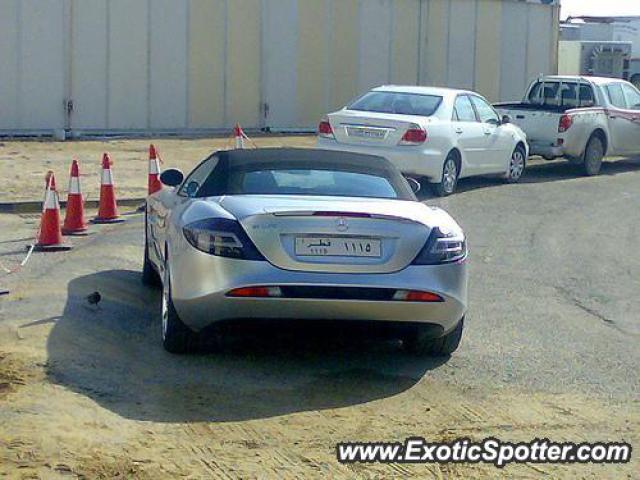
left=505, top=146, right=526, bottom=183
left=403, top=318, right=465, bottom=357
left=161, top=262, right=197, bottom=354
left=432, top=154, right=458, bottom=197
left=142, top=212, right=162, bottom=287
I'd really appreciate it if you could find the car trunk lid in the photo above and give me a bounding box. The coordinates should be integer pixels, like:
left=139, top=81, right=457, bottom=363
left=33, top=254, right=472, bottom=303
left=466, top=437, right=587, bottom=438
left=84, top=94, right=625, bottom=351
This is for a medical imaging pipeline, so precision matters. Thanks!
left=327, top=110, right=426, bottom=148
left=219, top=195, right=432, bottom=273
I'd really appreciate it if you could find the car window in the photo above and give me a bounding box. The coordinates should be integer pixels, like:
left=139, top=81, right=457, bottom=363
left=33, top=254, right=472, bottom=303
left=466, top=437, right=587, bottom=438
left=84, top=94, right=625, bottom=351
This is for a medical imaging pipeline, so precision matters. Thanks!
left=470, top=96, right=499, bottom=124
left=528, top=81, right=560, bottom=104
left=606, top=84, right=627, bottom=109
left=348, top=91, right=443, bottom=117
left=527, top=81, right=596, bottom=107
left=621, top=84, right=640, bottom=110
left=453, top=95, right=477, bottom=122
left=178, top=156, right=218, bottom=197
left=231, top=169, right=400, bottom=199
left=578, top=85, right=596, bottom=107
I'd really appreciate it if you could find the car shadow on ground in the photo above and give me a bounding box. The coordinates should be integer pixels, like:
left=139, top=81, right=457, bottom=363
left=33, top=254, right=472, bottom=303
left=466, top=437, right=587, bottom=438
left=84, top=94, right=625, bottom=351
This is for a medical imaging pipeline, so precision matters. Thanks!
left=45, top=269, right=446, bottom=423
left=416, top=156, right=640, bottom=200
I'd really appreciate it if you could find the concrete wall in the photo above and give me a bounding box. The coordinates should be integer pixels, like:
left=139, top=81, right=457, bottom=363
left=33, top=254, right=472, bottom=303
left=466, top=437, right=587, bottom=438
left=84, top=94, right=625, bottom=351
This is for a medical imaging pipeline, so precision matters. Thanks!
left=0, top=0, right=559, bottom=135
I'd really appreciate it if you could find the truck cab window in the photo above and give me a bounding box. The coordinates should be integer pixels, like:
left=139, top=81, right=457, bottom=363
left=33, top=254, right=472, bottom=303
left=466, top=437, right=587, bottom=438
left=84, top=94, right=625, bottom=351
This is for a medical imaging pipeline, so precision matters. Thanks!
left=622, top=84, right=640, bottom=110
left=606, top=84, right=627, bottom=109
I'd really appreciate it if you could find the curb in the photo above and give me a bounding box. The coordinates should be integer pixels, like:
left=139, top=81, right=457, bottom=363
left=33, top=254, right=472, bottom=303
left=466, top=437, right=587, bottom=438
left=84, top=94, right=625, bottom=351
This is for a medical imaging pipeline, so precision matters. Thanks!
left=0, top=197, right=147, bottom=214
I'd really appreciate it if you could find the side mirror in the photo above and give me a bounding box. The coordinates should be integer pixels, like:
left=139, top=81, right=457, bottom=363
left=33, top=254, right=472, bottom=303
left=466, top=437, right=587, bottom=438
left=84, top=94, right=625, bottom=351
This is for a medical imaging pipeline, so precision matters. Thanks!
left=405, top=177, right=421, bottom=194
left=501, top=115, right=512, bottom=125
left=159, top=168, right=184, bottom=187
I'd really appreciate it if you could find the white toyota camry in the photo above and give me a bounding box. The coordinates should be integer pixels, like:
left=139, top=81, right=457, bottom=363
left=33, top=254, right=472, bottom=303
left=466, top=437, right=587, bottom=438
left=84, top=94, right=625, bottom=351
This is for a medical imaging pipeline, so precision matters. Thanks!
left=317, top=85, right=529, bottom=196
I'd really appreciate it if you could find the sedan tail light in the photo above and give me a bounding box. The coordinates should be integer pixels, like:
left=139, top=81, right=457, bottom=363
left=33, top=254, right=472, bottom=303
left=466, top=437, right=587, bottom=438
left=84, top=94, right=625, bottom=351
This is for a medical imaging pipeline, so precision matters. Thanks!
left=399, top=124, right=427, bottom=145
left=558, top=114, right=573, bottom=133
left=393, top=290, right=444, bottom=302
left=412, top=227, right=467, bottom=265
left=227, top=286, right=282, bottom=298
left=318, top=117, right=334, bottom=139
left=183, top=218, right=265, bottom=260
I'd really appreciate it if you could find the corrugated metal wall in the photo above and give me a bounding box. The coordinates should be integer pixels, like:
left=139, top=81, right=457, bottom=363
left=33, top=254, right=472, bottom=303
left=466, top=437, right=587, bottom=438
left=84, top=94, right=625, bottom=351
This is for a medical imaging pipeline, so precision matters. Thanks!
left=0, top=0, right=559, bottom=135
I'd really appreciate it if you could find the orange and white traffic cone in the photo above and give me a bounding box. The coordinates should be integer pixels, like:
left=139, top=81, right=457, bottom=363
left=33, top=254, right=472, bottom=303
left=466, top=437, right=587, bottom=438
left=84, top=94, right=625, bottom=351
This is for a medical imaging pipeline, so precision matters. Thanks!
left=33, top=171, right=72, bottom=251
left=234, top=123, right=245, bottom=149
left=148, top=144, right=162, bottom=195
left=62, top=159, right=88, bottom=235
left=92, top=153, right=124, bottom=224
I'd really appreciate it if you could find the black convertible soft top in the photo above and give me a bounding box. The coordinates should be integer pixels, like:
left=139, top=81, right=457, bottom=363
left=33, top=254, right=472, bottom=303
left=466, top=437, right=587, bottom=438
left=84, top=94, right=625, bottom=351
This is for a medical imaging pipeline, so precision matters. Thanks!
left=218, top=148, right=393, bottom=172
left=185, top=148, right=415, bottom=200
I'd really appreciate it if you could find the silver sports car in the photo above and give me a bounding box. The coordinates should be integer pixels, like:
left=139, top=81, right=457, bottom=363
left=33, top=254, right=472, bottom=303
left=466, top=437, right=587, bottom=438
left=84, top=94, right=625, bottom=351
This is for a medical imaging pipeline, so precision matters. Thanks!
left=144, top=148, right=468, bottom=355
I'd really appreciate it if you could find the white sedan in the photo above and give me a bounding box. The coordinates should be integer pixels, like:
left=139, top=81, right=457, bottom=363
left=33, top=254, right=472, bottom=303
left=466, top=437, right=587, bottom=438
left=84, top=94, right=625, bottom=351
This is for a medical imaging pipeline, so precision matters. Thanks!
left=317, top=85, right=529, bottom=196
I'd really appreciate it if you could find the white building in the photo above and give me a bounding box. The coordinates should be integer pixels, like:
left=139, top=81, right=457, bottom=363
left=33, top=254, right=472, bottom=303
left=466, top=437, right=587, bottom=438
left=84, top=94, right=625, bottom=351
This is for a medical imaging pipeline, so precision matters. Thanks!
left=0, top=0, right=559, bottom=136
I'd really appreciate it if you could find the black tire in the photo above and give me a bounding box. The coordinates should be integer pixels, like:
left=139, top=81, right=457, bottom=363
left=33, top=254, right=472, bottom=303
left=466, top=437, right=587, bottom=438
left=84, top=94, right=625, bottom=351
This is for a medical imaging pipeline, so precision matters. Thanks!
left=162, top=263, right=197, bottom=354
left=582, top=135, right=604, bottom=176
left=432, top=153, right=459, bottom=197
left=142, top=213, right=161, bottom=286
left=403, top=318, right=464, bottom=357
left=505, top=145, right=526, bottom=184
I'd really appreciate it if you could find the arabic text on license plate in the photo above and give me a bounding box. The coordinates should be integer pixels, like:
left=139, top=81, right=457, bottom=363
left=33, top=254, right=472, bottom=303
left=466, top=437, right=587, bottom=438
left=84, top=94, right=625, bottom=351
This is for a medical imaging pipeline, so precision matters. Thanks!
left=295, top=237, right=382, bottom=257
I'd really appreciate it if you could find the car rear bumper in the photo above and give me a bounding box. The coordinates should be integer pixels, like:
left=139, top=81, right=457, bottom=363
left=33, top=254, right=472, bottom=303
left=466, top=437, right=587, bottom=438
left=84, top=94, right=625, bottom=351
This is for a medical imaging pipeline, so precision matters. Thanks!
left=170, top=248, right=468, bottom=333
left=529, top=142, right=564, bottom=158
left=316, top=137, right=445, bottom=180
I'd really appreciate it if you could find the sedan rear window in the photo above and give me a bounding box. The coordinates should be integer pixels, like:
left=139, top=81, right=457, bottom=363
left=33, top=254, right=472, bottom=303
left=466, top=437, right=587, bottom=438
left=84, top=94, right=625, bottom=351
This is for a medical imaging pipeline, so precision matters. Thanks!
left=348, top=91, right=442, bottom=117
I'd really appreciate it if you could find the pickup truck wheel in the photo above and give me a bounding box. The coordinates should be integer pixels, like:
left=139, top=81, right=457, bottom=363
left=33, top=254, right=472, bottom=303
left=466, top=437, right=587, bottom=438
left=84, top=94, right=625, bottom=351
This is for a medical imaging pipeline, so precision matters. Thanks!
left=583, top=135, right=604, bottom=176
left=432, top=154, right=458, bottom=197
left=505, top=145, right=526, bottom=183
left=162, top=263, right=197, bottom=354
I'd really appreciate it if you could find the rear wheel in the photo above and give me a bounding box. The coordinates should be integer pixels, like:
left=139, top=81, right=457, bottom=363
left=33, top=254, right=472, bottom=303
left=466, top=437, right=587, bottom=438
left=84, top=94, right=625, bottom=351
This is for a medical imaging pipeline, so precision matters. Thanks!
left=432, top=153, right=459, bottom=197
left=583, top=135, right=604, bottom=176
left=505, top=145, right=526, bottom=183
left=403, top=318, right=464, bottom=357
left=142, top=212, right=161, bottom=287
left=162, top=263, right=197, bottom=354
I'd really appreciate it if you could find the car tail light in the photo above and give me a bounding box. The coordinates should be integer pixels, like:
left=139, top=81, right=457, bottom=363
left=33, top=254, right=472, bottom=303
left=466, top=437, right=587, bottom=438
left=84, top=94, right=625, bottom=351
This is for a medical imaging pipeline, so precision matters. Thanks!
left=399, top=124, right=427, bottom=145
left=393, top=290, right=444, bottom=302
left=412, top=227, right=467, bottom=265
left=183, top=218, right=266, bottom=260
left=227, top=286, right=282, bottom=298
left=558, top=114, right=573, bottom=133
left=318, top=117, right=334, bottom=139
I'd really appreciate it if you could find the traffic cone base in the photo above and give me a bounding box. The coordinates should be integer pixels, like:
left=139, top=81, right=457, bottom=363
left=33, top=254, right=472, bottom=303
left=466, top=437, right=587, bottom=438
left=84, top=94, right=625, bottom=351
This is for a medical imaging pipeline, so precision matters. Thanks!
left=30, top=243, right=72, bottom=252
left=61, top=227, right=89, bottom=235
left=90, top=217, right=125, bottom=225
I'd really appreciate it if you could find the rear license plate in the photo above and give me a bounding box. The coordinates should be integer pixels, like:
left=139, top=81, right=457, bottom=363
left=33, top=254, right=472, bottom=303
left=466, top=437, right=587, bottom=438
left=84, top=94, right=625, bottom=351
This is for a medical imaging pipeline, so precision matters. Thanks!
left=346, top=127, right=387, bottom=139
left=295, top=237, right=382, bottom=257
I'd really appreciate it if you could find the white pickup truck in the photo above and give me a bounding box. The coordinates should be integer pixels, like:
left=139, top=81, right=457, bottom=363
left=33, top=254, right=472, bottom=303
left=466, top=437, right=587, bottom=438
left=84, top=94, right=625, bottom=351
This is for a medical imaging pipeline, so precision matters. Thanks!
left=495, top=75, right=640, bottom=175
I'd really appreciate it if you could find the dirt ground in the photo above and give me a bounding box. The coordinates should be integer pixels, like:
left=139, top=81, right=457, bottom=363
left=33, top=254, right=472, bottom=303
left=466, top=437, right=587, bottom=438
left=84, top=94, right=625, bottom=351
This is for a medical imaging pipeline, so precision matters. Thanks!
left=0, top=146, right=639, bottom=478
left=0, top=135, right=316, bottom=203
